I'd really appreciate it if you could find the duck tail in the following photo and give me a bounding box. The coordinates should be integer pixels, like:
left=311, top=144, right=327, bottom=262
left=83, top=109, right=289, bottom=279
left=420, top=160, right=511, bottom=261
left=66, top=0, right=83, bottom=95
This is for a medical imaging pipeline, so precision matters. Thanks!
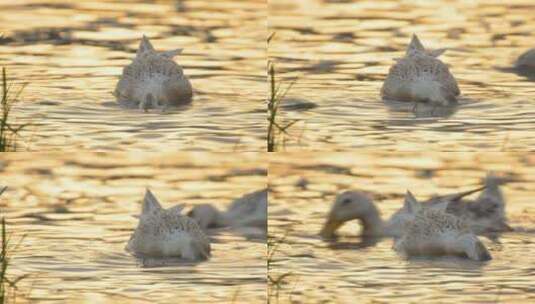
left=460, top=234, right=492, bottom=261
left=471, top=239, right=492, bottom=261
left=192, top=239, right=211, bottom=260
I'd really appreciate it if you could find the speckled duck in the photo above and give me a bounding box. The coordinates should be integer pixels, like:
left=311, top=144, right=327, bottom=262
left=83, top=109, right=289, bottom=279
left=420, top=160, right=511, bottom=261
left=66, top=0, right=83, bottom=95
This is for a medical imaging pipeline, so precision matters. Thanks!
left=126, top=189, right=210, bottom=261
left=394, top=192, right=492, bottom=261
left=381, top=34, right=460, bottom=105
left=114, top=35, right=193, bottom=110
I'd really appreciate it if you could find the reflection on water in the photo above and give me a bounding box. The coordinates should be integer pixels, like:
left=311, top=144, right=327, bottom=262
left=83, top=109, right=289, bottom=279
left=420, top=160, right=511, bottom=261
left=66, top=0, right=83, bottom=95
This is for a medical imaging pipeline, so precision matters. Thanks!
left=268, top=152, right=535, bottom=303
left=0, top=152, right=267, bottom=303
left=0, top=0, right=265, bottom=151
left=268, top=0, right=535, bottom=150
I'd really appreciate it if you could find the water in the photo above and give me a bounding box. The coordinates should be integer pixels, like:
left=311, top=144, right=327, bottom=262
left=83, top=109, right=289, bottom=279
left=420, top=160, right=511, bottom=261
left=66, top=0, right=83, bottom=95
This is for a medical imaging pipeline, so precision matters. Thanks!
left=0, top=0, right=265, bottom=151
left=0, top=152, right=267, bottom=303
left=268, top=152, right=535, bottom=303
left=268, top=0, right=535, bottom=151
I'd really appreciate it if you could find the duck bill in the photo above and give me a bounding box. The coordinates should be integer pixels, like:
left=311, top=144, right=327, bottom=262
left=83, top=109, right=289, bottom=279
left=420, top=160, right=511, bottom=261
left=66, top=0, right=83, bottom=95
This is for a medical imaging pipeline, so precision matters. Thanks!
left=319, top=219, right=342, bottom=239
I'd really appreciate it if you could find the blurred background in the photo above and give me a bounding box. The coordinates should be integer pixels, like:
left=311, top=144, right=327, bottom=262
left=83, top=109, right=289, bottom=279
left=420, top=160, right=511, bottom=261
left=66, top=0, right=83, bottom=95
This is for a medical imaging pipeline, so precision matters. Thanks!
left=268, top=151, right=535, bottom=303
left=268, top=0, right=535, bottom=151
left=0, top=152, right=267, bottom=303
left=0, top=0, right=265, bottom=151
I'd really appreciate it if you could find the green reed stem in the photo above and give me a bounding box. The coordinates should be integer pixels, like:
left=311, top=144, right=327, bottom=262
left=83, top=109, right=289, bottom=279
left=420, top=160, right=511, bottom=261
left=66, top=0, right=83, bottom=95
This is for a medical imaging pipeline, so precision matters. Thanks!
left=0, top=67, right=29, bottom=152
left=1, top=218, right=7, bottom=304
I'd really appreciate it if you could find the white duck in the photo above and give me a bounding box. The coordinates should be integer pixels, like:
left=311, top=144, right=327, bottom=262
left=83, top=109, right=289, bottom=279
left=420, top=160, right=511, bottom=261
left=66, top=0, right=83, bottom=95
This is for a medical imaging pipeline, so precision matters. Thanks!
left=393, top=192, right=492, bottom=261
left=126, top=189, right=210, bottom=261
left=319, top=174, right=509, bottom=238
left=381, top=34, right=460, bottom=105
left=114, top=35, right=193, bottom=110
left=187, top=189, right=267, bottom=233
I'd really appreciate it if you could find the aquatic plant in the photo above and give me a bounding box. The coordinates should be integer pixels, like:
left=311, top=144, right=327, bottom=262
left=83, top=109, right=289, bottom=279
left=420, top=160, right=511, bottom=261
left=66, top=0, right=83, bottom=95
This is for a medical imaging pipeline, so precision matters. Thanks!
left=1, top=68, right=28, bottom=152
left=1, top=187, right=9, bottom=303
left=0, top=188, right=27, bottom=304
left=267, top=33, right=298, bottom=152
left=0, top=217, right=8, bottom=303
left=267, top=227, right=295, bottom=304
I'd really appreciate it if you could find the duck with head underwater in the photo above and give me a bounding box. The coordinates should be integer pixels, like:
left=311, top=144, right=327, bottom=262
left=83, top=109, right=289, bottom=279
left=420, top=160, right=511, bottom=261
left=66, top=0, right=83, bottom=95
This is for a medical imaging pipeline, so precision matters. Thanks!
left=381, top=34, right=460, bottom=106
left=114, top=35, right=193, bottom=111
left=126, top=189, right=210, bottom=261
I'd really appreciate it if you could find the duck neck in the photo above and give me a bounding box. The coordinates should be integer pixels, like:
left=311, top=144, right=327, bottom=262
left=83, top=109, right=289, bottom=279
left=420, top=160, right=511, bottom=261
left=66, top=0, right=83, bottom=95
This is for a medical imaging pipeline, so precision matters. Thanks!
left=485, top=178, right=503, bottom=202
left=360, top=206, right=384, bottom=236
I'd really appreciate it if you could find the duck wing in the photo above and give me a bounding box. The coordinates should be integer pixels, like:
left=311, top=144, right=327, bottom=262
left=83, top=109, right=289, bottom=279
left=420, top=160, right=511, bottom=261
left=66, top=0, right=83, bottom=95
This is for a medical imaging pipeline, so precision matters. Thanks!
left=456, top=174, right=507, bottom=221
left=387, top=186, right=486, bottom=235
left=424, top=185, right=487, bottom=206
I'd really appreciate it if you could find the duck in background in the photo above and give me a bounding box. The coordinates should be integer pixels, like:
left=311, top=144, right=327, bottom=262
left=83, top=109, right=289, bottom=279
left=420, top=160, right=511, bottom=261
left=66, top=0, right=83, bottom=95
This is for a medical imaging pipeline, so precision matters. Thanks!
left=187, top=189, right=267, bottom=238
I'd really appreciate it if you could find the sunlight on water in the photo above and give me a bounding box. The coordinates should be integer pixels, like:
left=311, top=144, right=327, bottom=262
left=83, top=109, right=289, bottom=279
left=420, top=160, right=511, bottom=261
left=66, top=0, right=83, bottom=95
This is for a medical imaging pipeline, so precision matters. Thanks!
left=0, top=0, right=265, bottom=151
left=268, top=152, right=535, bottom=303
left=268, top=0, right=535, bottom=151
left=0, top=152, right=267, bottom=303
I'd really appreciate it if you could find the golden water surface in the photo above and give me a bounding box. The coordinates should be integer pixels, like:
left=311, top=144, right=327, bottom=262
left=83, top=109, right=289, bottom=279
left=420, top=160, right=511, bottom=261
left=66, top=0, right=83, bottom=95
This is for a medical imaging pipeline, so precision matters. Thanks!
left=0, top=0, right=265, bottom=151
left=268, top=152, right=535, bottom=303
left=0, top=152, right=267, bottom=303
left=269, top=0, right=535, bottom=151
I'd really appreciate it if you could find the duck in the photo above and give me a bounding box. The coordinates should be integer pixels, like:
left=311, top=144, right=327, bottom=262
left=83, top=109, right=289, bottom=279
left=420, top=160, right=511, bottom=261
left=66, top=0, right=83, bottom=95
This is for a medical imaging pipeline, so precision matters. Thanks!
left=393, top=192, right=492, bottom=261
left=432, top=174, right=511, bottom=234
left=126, top=189, right=210, bottom=261
left=319, top=174, right=509, bottom=239
left=187, top=188, right=267, bottom=233
left=320, top=190, right=386, bottom=238
left=381, top=34, right=460, bottom=106
left=514, top=48, right=535, bottom=74
left=114, top=35, right=193, bottom=111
